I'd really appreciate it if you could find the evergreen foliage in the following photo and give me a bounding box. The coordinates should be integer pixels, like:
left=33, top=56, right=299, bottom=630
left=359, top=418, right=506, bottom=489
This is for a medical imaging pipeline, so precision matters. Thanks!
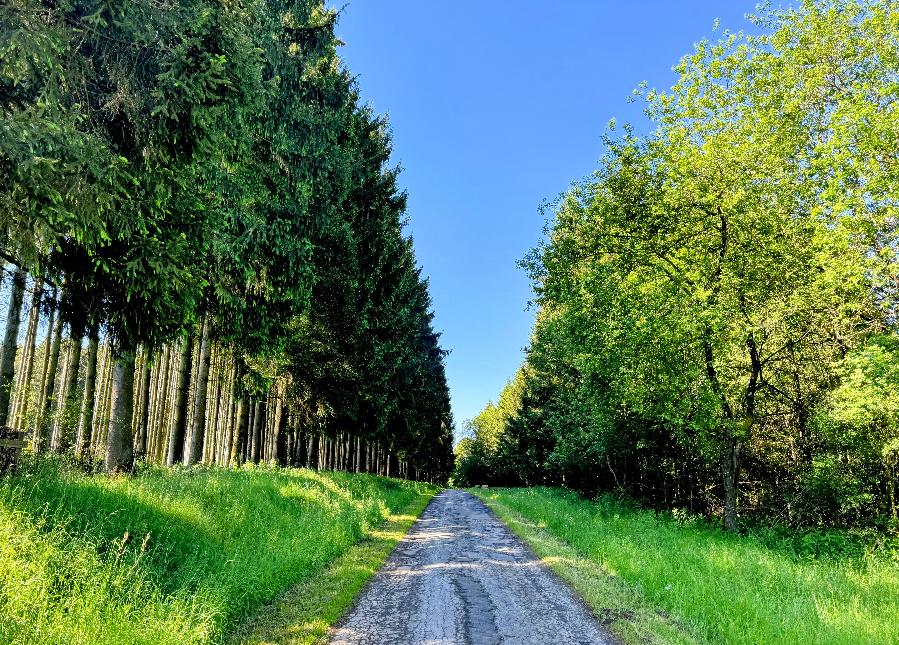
left=0, top=0, right=453, bottom=482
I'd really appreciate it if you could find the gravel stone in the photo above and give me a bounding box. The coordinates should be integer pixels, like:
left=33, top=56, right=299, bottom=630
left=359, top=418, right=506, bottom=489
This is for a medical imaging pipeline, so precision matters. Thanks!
left=330, top=489, right=616, bottom=645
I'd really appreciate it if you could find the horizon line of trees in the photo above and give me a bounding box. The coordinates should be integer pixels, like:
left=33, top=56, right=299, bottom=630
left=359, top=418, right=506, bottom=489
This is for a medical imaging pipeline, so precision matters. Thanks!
left=456, top=0, right=899, bottom=531
left=0, top=0, right=454, bottom=483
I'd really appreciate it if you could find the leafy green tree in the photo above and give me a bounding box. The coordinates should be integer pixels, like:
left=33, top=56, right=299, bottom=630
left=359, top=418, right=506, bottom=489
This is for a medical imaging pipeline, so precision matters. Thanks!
left=493, top=0, right=897, bottom=530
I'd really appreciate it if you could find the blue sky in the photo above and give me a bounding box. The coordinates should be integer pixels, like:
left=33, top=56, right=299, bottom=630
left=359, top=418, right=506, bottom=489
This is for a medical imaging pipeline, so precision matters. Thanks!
left=336, top=1, right=763, bottom=430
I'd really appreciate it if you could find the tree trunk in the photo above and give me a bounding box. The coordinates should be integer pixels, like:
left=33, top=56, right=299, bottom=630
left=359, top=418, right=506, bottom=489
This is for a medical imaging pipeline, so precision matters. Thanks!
left=166, top=335, right=193, bottom=465
left=722, top=430, right=741, bottom=533
left=184, top=318, right=211, bottom=466
left=231, top=393, right=248, bottom=466
left=50, top=332, right=83, bottom=452
left=12, top=278, right=42, bottom=430
left=104, top=348, right=136, bottom=474
left=202, top=347, right=219, bottom=464
left=33, top=298, right=63, bottom=450
left=75, top=329, right=99, bottom=459
left=0, top=267, right=26, bottom=424
left=251, top=400, right=264, bottom=463
left=275, top=403, right=287, bottom=465
left=136, top=351, right=152, bottom=459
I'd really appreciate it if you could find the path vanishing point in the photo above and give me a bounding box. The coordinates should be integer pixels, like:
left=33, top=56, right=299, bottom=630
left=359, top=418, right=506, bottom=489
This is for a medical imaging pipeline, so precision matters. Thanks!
left=330, top=489, right=616, bottom=645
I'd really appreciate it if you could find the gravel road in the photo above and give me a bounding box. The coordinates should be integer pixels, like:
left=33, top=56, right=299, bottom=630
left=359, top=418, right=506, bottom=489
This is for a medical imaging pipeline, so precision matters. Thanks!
left=330, top=489, right=615, bottom=645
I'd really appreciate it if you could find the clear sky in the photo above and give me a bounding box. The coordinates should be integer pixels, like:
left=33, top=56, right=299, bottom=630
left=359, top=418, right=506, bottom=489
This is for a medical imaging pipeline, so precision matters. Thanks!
left=336, top=1, right=763, bottom=430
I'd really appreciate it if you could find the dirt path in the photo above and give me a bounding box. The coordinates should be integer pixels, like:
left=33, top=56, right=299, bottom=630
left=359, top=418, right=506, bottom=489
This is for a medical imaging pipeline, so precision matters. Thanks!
left=330, top=489, right=615, bottom=645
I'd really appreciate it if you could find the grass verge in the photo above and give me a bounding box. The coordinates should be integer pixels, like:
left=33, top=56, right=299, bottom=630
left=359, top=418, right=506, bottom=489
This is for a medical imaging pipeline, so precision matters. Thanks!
left=0, top=456, right=436, bottom=644
left=472, top=487, right=899, bottom=645
left=230, top=490, right=432, bottom=644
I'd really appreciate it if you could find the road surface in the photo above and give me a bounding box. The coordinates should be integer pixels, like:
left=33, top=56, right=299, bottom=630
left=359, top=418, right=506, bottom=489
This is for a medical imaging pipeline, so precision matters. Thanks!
left=330, top=489, right=615, bottom=645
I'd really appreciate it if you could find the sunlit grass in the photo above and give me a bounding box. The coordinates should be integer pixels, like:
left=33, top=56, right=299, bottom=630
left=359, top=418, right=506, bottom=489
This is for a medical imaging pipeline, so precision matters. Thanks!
left=231, top=504, right=431, bottom=644
left=0, top=456, right=435, bottom=644
left=473, top=487, right=899, bottom=645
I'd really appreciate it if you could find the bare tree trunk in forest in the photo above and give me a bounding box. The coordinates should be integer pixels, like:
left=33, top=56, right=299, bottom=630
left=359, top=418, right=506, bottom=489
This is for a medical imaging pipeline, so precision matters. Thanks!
left=162, top=348, right=178, bottom=461
left=184, top=317, right=211, bottom=466
left=48, top=336, right=71, bottom=452
left=166, top=335, right=193, bottom=465
left=104, top=348, right=136, bottom=474
left=225, top=361, right=235, bottom=464
left=33, top=296, right=63, bottom=450
left=50, top=331, right=83, bottom=452
left=275, top=403, right=286, bottom=465
left=305, top=432, right=314, bottom=468
left=93, top=342, right=113, bottom=454
left=136, top=352, right=152, bottom=459
left=251, top=400, right=264, bottom=463
left=31, top=288, right=56, bottom=445
left=12, top=278, right=42, bottom=430
left=75, top=329, right=99, bottom=460
left=245, top=399, right=255, bottom=463
left=722, top=431, right=741, bottom=533
left=202, top=347, right=218, bottom=464
left=231, top=393, right=247, bottom=465
left=88, top=340, right=108, bottom=456
left=0, top=267, right=25, bottom=424
left=149, top=345, right=172, bottom=461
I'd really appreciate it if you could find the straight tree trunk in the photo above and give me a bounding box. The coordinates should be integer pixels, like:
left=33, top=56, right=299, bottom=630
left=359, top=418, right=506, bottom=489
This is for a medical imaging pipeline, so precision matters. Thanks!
left=166, top=335, right=193, bottom=465
left=33, top=296, right=63, bottom=450
left=276, top=404, right=287, bottom=465
left=104, top=348, right=136, bottom=474
left=722, top=431, right=741, bottom=533
left=12, top=278, right=42, bottom=430
left=0, top=267, right=26, bottom=424
left=50, top=332, right=83, bottom=451
left=94, top=342, right=113, bottom=453
left=48, top=336, right=71, bottom=452
left=75, top=329, right=99, bottom=459
left=136, top=351, right=152, bottom=459
left=230, top=393, right=248, bottom=466
left=89, top=340, right=109, bottom=455
left=184, top=318, right=211, bottom=466
left=251, top=400, right=264, bottom=463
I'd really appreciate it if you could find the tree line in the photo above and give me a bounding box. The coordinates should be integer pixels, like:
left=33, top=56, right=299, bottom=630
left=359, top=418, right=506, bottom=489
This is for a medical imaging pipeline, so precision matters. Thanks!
left=456, top=0, right=898, bottom=531
left=0, top=0, right=454, bottom=482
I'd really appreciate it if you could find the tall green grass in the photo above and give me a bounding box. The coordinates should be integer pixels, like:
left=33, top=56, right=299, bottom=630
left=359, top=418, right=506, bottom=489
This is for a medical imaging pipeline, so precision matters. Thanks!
left=0, top=457, right=434, bottom=644
left=474, top=487, right=899, bottom=645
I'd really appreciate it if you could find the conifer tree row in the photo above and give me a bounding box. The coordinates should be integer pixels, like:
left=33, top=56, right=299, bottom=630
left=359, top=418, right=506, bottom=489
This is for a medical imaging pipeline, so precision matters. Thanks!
left=0, top=0, right=454, bottom=482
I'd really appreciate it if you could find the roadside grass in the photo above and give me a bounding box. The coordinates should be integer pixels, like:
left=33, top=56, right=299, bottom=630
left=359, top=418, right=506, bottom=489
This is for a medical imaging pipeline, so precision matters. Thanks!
left=472, top=487, right=899, bottom=645
left=231, top=491, right=432, bottom=644
left=0, top=456, right=436, bottom=644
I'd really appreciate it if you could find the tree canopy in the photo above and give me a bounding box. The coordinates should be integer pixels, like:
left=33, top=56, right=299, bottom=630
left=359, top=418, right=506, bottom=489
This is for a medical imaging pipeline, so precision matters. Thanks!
left=456, top=0, right=899, bottom=531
